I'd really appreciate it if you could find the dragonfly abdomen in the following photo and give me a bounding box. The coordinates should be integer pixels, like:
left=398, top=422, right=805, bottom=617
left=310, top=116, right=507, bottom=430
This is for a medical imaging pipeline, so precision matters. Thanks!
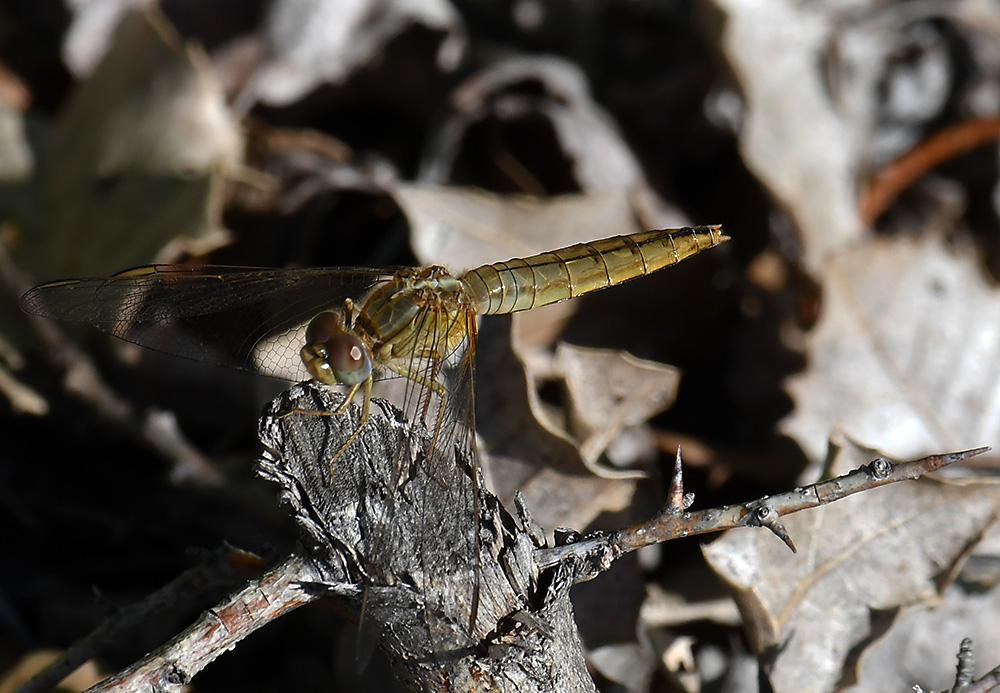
left=461, top=225, right=727, bottom=315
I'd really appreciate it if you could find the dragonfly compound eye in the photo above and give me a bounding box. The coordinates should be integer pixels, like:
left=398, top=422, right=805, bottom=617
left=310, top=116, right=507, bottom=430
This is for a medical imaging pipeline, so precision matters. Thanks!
left=305, top=311, right=341, bottom=344
left=302, top=311, right=371, bottom=385
left=326, top=333, right=372, bottom=385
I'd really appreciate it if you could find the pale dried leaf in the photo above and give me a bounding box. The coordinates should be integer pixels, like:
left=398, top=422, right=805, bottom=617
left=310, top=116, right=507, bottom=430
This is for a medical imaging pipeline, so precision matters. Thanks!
left=62, top=0, right=152, bottom=77
left=0, top=104, right=32, bottom=181
left=703, top=438, right=1000, bottom=693
left=845, top=581, right=1000, bottom=693
left=59, top=9, right=241, bottom=177
left=251, top=0, right=466, bottom=106
left=588, top=642, right=655, bottom=693
left=24, top=9, right=237, bottom=277
left=423, top=56, right=687, bottom=229
left=475, top=317, right=639, bottom=535
left=395, top=184, right=641, bottom=272
left=713, top=0, right=863, bottom=271
left=556, top=343, right=680, bottom=474
left=781, top=235, right=1000, bottom=469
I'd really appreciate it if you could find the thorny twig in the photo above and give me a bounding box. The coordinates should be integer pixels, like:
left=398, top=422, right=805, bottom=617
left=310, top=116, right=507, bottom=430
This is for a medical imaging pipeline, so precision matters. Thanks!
left=80, top=554, right=321, bottom=693
left=535, top=446, right=991, bottom=573
left=16, top=546, right=265, bottom=693
left=913, top=638, right=1000, bottom=693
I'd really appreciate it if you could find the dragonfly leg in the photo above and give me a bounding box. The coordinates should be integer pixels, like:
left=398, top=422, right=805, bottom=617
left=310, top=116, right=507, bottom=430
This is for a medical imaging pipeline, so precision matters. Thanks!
left=278, top=376, right=374, bottom=475
left=325, top=375, right=372, bottom=475
left=383, top=356, right=447, bottom=456
left=278, top=379, right=362, bottom=419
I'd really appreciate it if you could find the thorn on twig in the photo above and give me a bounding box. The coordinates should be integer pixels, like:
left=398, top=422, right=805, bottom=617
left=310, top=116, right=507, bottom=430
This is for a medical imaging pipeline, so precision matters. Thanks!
left=666, top=446, right=688, bottom=512
left=956, top=638, right=976, bottom=689
left=746, top=504, right=796, bottom=553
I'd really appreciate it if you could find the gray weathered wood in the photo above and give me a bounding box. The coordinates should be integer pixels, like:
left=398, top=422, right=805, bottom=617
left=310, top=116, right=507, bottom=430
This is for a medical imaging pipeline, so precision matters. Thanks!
left=257, top=381, right=597, bottom=692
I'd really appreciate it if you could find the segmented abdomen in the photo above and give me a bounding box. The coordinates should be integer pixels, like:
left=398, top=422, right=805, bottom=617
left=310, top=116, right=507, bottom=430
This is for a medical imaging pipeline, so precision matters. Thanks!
left=460, top=225, right=728, bottom=315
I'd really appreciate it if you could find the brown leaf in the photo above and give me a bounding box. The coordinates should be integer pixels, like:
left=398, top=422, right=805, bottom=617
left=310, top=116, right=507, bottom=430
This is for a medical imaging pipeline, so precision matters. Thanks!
left=555, top=342, right=680, bottom=475
left=781, top=235, right=1000, bottom=469
left=20, top=8, right=237, bottom=278
left=703, top=437, right=1000, bottom=693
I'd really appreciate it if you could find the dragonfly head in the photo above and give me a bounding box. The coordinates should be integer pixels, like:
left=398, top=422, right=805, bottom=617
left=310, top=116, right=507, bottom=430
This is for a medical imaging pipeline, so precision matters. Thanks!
left=301, top=311, right=372, bottom=386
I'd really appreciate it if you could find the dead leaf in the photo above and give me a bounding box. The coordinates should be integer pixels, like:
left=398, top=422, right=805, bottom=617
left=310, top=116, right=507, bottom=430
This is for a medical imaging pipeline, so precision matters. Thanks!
left=555, top=342, right=680, bottom=474
left=423, top=55, right=688, bottom=229
left=843, top=500, right=1000, bottom=690
left=844, top=581, right=1000, bottom=692
left=781, top=235, right=1000, bottom=469
left=703, top=438, right=1000, bottom=693
left=396, top=184, right=641, bottom=273
left=0, top=66, right=32, bottom=181
left=475, top=315, right=640, bottom=535
left=62, top=0, right=151, bottom=77
left=249, top=0, right=466, bottom=106
left=18, top=8, right=237, bottom=279
left=588, top=642, right=656, bottom=693
left=713, top=0, right=863, bottom=271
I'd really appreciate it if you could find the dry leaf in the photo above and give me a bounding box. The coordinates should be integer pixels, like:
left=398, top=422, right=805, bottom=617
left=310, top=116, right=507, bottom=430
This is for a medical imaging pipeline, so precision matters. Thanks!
left=475, top=316, right=640, bottom=535
left=703, top=438, right=1000, bottom=693
left=250, top=0, right=466, bottom=106
left=62, top=0, right=152, bottom=77
left=423, top=55, right=688, bottom=229
left=781, top=235, right=1000, bottom=469
left=555, top=342, right=680, bottom=474
left=844, top=580, right=1000, bottom=692
left=20, top=8, right=237, bottom=278
left=396, top=184, right=642, bottom=272
left=713, top=0, right=862, bottom=271
left=0, top=93, right=32, bottom=181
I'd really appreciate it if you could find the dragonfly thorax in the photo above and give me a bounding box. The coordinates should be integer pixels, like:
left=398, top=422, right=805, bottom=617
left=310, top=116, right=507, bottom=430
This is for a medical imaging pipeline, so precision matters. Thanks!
left=357, top=266, right=470, bottom=359
left=301, top=311, right=372, bottom=387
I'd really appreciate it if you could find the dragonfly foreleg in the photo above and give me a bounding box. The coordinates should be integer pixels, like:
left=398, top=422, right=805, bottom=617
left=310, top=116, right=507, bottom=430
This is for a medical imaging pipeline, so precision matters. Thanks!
left=383, top=354, right=447, bottom=456
left=326, top=375, right=372, bottom=475
left=279, top=375, right=374, bottom=476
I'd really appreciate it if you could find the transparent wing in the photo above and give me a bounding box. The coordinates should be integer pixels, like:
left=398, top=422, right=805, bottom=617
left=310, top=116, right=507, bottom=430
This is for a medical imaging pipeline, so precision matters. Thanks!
left=20, top=265, right=396, bottom=381
left=376, top=302, right=481, bottom=650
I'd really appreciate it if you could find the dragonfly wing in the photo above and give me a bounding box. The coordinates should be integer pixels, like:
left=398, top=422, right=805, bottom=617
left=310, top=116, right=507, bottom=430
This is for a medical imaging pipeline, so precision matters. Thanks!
left=373, top=303, right=481, bottom=650
left=20, top=265, right=394, bottom=381
left=419, top=306, right=480, bottom=647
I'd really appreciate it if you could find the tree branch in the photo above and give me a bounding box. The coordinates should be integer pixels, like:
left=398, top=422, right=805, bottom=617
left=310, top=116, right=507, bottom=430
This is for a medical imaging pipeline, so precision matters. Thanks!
left=73, top=381, right=989, bottom=692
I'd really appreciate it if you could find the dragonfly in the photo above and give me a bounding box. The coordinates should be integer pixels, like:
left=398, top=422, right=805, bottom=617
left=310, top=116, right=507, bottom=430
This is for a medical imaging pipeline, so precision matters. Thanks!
left=20, top=224, right=728, bottom=643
